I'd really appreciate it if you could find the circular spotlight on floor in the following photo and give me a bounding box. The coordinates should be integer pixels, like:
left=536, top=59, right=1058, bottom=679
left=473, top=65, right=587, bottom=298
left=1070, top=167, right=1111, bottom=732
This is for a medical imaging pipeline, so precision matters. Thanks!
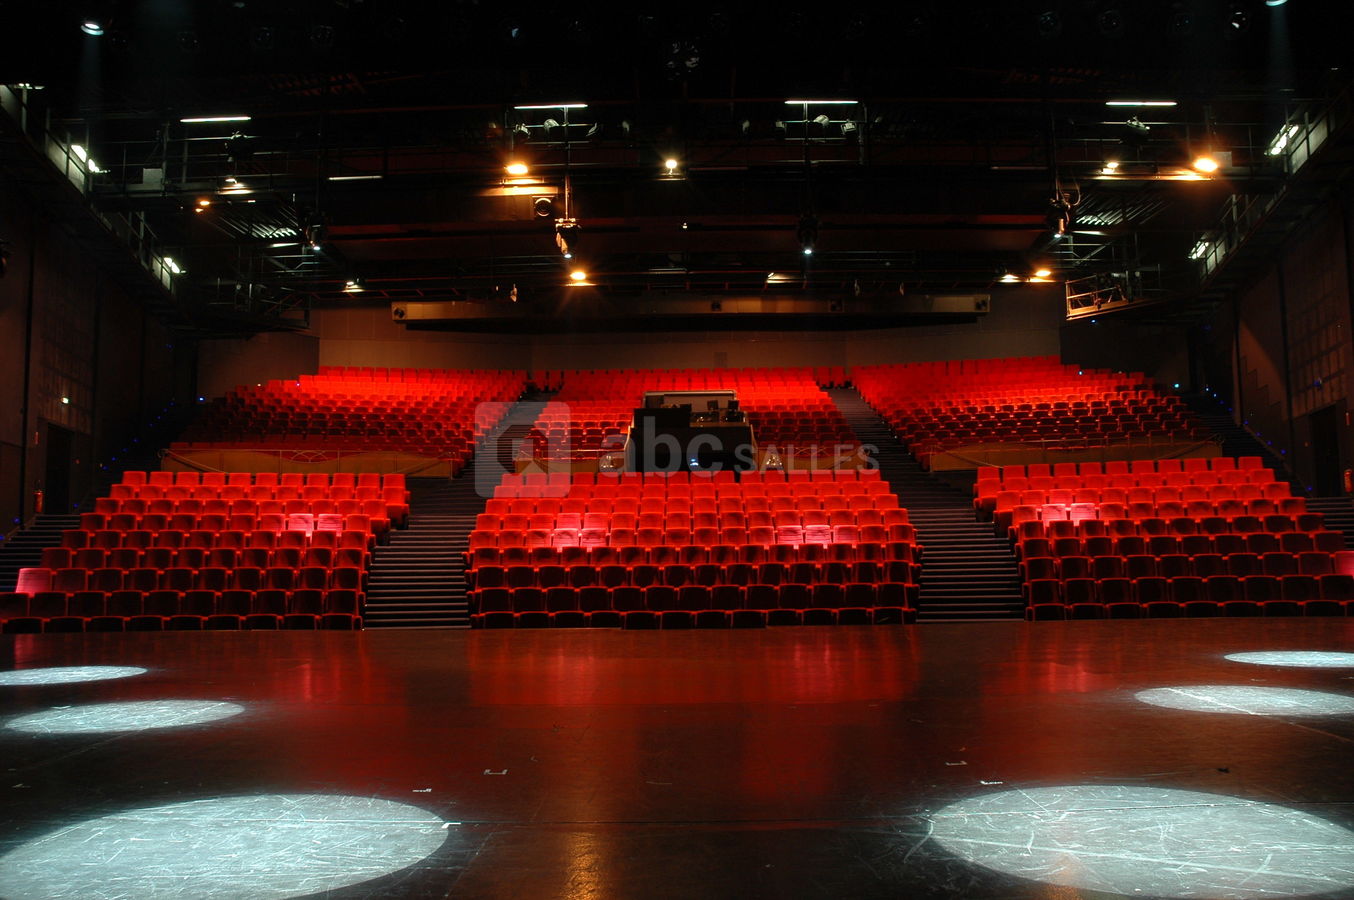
left=931, top=784, right=1354, bottom=899
left=1136, top=685, right=1354, bottom=716
left=1226, top=650, right=1354, bottom=668
left=7, top=700, right=243, bottom=734
left=0, top=666, right=147, bottom=686
left=0, top=794, right=450, bottom=899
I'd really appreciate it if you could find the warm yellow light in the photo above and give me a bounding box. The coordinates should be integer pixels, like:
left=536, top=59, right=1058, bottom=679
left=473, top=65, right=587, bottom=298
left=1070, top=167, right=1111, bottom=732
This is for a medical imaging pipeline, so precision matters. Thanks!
left=569, top=270, right=588, bottom=282
left=505, top=162, right=529, bottom=176
left=197, top=198, right=212, bottom=207
left=1192, top=155, right=1219, bottom=173
left=1033, top=268, right=1052, bottom=278
left=664, top=158, right=678, bottom=171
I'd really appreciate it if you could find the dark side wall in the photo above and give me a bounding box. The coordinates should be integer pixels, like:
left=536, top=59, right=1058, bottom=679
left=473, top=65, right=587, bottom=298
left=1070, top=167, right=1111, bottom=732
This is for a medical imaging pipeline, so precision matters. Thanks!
left=1220, top=195, right=1354, bottom=493
left=0, top=171, right=185, bottom=533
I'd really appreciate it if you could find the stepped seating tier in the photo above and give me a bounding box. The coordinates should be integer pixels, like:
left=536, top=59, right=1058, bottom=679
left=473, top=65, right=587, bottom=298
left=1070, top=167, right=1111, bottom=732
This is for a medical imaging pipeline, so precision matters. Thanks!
left=853, top=356, right=1212, bottom=471
left=172, top=368, right=526, bottom=476
left=973, top=459, right=1353, bottom=620
left=0, top=471, right=394, bottom=633
left=465, top=469, right=918, bottom=627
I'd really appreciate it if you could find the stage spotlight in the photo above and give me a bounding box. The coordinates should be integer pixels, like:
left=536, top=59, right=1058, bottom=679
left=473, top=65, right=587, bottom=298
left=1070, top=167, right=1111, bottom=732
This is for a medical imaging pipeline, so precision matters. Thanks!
left=1226, top=651, right=1354, bottom=668
left=1136, top=685, right=1354, bottom=715
left=505, top=161, right=529, bottom=176
left=1192, top=154, right=1220, bottom=173
left=664, top=158, right=679, bottom=173
left=343, top=277, right=366, bottom=293
left=0, top=794, right=450, bottom=900
left=569, top=269, right=588, bottom=284
left=555, top=220, right=580, bottom=258
left=841, top=120, right=858, bottom=140
left=0, top=666, right=146, bottom=686
left=812, top=114, right=831, bottom=128
left=1265, top=0, right=1287, bottom=6
left=1033, top=267, right=1052, bottom=278
left=542, top=118, right=562, bottom=138
left=1035, top=9, right=1062, bottom=38
left=1168, top=2, right=1194, bottom=36
left=249, top=25, right=275, bottom=51
left=80, top=20, right=104, bottom=36
left=931, top=785, right=1354, bottom=899
left=311, top=23, right=336, bottom=51
left=512, top=123, right=530, bottom=140
left=7, top=700, right=243, bottom=734
left=1097, top=6, right=1125, bottom=37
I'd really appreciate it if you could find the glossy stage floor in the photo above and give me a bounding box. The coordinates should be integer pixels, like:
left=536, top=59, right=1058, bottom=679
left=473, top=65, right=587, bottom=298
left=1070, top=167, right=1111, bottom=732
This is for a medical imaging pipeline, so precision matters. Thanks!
left=3, top=619, right=1354, bottom=899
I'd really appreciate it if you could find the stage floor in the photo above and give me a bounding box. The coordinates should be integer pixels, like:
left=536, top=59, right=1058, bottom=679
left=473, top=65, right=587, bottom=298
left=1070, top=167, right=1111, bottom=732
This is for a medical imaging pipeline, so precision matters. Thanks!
left=3, top=620, right=1354, bottom=899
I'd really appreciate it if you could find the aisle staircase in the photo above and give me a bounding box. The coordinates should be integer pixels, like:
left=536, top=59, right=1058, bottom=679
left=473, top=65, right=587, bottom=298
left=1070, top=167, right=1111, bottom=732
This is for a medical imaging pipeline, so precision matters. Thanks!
left=361, top=396, right=551, bottom=628
left=828, top=389, right=1023, bottom=621
left=0, top=516, right=81, bottom=592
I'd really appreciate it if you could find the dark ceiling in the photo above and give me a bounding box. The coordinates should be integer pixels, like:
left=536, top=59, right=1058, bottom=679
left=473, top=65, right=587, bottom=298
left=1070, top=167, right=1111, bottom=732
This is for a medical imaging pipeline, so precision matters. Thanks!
left=1, top=0, right=1348, bottom=331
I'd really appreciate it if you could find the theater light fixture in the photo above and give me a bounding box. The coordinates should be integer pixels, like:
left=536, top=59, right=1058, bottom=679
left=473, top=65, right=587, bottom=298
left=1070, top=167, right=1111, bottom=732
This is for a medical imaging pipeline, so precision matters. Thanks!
left=999, top=273, right=1021, bottom=283
left=1033, top=267, right=1052, bottom=278
left=1265, top=0, right=1287, bottom=6
left=80, top=20, right=104, bottom=36
left=664, top=158, right=679, bottom=173
left=505, top=162, right=529, bottom=176
left=569, top=269, right=588, bottom=283
left=343, top=278, right=366, bottom=293
left=180, top=115, right=252, bottom=124
left=1268, top=123, right=1300, bottom=156
left=1192, top=154, right=1220, bottom=173
left=555, top=219, right=580, bottom=259
left=163, top=257, right=184, bottom=275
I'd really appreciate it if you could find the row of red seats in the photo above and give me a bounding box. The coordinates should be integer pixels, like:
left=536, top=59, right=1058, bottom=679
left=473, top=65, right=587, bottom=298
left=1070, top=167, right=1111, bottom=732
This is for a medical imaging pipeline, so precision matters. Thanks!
left=470, top=584, right=916, bottom=629
left=978, top=457, right=1263, bottom=481
left=1020, top=530, right=1343, bottom=560
left=467, top=560, right=919, bottom=591
left=1021, top=550, right=1347, bottom=581
left=0, top=589, right=362, bottom=633
left=489, top=487, right=892, bottom=506
left=41, top=544, right=367, bottom=570
left=61, top=528, right=373, bottom=552
left=17, top=565, right=365, bottom=595
left=995, top=493, right=1297, bottom=534
left=466, top=541, right=916, bottom=568
left=466, top=525, right=918, bottom=550
left=120, top=470, right=407, bottom=488
left=476, top=508, right=909, bottom=530
left=979, top=475, right=1278, bottom=515
left=1024, top=573, right=1353, bottom=620
left=89, top=508, right=401, bottom=534
left=82, top=507, right=398, bottom=533
left=1014, top=522, right=1335, bottom=550
left=504, top=469, right=880, bottom=486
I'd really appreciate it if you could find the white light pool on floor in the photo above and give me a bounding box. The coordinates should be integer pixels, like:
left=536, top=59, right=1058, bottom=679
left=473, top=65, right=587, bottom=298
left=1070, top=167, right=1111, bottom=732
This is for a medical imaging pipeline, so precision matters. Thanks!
left=1135, top=685, right=1354, bottom=716
left=930, top=784, right=1354, bottom=899
left=1226, top=650, right=1354, bottom=668
left=7, top=700, right=244, bottom=734
left=0, top=666, right=147, bottom=686
left=0, top=794, right=450, bottom=899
